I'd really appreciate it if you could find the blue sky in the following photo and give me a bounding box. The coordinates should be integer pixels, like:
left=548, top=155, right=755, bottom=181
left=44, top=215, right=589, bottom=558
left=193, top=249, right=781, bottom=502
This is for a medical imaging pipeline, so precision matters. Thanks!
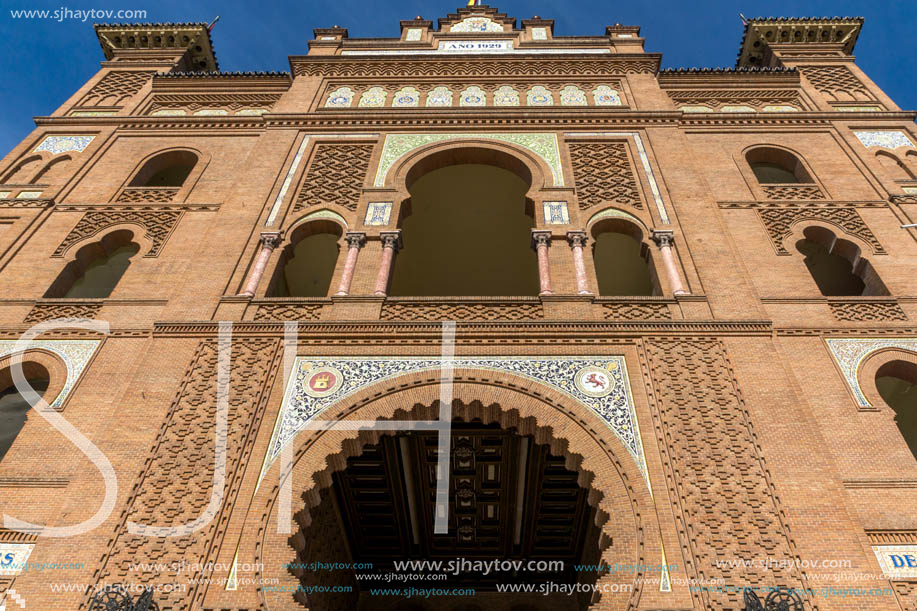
left=0, top=0, right=914, bottom=155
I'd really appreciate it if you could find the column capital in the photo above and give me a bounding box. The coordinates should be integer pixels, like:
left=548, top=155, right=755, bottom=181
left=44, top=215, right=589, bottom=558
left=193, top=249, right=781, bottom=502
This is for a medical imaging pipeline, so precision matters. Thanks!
left=345, top=231, right=367, bottom=249
left=531, top=229, right=553, bottom=250
left=651, top=229, right=675, bottom=248
left=566, top=230, right=588, bottom=248
left=380, top=230, right=403, bottom=252
left=259, top=231, right=284, bottom=250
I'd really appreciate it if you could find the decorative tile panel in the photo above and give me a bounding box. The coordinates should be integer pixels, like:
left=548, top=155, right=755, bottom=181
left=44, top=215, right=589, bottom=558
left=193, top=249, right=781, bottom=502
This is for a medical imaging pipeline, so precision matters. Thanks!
left=825, top=338, right=917, bottom=407
left=593, top=85, right=622, bottom=106
left=150, top=109, right=186, bottom=116
left=34, top=135, right=94, bottom=155
left=364, top=201, right=392, bottom=226
left=449, top=16, right=503, bottom=33
left=531, top=27, right=548, bottom=40
left=0, top=544, right=34, bottom=576
left=680, top=105, right=713, bottom=113
left=325, top=86, right=355, bottom=108
left=835, top=105, right=881, bottom=112
left=392, top=86, right=420, bottom=108
left=0, top=192, right=10, bottom=199
left=493, top=85, right=520, bottom=106
left=358, top=86, right=387, bottom=108
left=526, top=85, right=554, bottom=106
left=560, top=85, right=587, bottom=106
left=192, top=109, right=228, bottom=116
left=0, top=339, right=101, bottom=409
left=762, top=105, right=799, bottom=112
left=71, top=111, right=117, bottom=117
left=405, top=28, right=423, bottom=41
left=874, top=546, right=917, bottom=580
left=459, top=86, right=486, bottom=107
left=721, top=105, right=756, bottom=112
left=15, top=191, right=42, bottom=199
left=904, top=187, right=917, bottom=194
left=855, top=131, right=915, bottom=149
left=235, top=108, right=268, bottom=116
left=425, top=86, right=453, bottom=107
left=260, top=356, right=647, bottom=488
left=543, top=201, right=570, bottom=225
left=374, top=132, right=563, bottom=187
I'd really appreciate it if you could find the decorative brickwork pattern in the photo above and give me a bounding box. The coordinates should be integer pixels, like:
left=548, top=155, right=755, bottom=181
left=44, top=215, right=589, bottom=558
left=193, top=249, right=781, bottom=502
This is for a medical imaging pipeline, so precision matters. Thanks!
left=253, top=303, right=324, bottom=321
left=568, top=142, right=642, bottom=210
left=799, top=65, right=871, bottom=99
left=81, top=71, right=155, bottom=106
left=23, top=303, right=102, bottom=323
left=757, top=207, right=884, bottom=255
left=381, top=302, right=544, bottom=321
left=894, top=582, right=917, bottom=611
left=644, top=339, right=807, bottom=610
left=829, top=301, right=908, bottom=322
left=603, top=303, right=672, bottom=320
left=666, top=89, right=803, bottom=110
left=293, top=57, right=659, bottom=78
left=83, top=338, right=280, bottom=611
left=293, top=144, right=373, bottom=212
left=115, top=187, right=180, bottom=203
left=54, top=209, right=183, bottom=258
left=762, top=185, right=826, bottom=200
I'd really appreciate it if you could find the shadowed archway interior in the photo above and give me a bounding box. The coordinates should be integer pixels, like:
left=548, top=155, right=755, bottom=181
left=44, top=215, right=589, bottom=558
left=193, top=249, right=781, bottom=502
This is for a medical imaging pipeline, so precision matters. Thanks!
left=292, top=421, right=603, bottom=611
left=876, top=361, right=917, bottom=460
left=389, top=163, right=538, bottom=297
left=0, top=364, right=50, bottom=463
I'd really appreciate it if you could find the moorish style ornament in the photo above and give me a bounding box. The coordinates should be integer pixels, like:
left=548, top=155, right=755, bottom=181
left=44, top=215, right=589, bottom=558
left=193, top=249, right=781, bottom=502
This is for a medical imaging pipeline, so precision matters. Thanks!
left=459, top=86, right=486, bottom=107
left=593, top=85, right=622, bottom=106
left=325, top=86, right=355, bottom=107
left=526, top=85, right=554, bottom=106
left=449, top=16, right=503, bottom=33
left=192, top=109, right=229, bottom=116
left=425, top=85, right=453, bottom=107
left=543, top=201, right=570, bottom=224
left=531, top=27, right=548, bottom=40
left=0, top=339, right=101, bottom=409
left=259, top=355, right=649, bottom=489
left=825, top=338, right=917, bottom=407
left=763, top=105, right=799, bottom=112
left=364, top=201, right=393, bottom=226
left=34, top=135, right=94, bottom=155
left=493, top=85, right=520, bottom=106
left=358, top=86, right=387, bottom=107
left=150, top=109, right=187, bottom=116
left=392, top=86, right=420, bottom=107
left=854, top=131, right=916, bottom=149
left=405, top=27, right=423, bottom=41
left=560, top=85, right=587, bottom=106
left=721, top=105, right=755, bottom=112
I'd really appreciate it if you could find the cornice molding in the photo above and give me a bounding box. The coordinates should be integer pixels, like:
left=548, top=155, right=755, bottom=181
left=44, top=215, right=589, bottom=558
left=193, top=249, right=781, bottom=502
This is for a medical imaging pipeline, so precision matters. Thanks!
left=718, top=200, right=888, bottom=208
left=288, top=54, right=662, bottom=78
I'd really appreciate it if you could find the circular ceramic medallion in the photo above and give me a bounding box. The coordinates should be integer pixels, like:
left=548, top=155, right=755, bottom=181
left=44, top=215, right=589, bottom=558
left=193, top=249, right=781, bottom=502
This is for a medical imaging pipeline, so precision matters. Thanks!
left=463, top=94, right=483, bottom=104
left=397, top=95, right=416, bottom=105
left=574, top=365, right=614, bottom=398
left=304, top=366, right=343, bottom=398
left=531, top=94, right=549, bottom=104
left=329, top=96, right=349, bottom=105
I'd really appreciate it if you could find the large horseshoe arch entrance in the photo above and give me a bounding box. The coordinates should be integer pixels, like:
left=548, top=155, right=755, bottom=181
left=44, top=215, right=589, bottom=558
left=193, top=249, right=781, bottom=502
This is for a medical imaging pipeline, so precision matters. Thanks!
left=257, top=378, right=650, bottom=611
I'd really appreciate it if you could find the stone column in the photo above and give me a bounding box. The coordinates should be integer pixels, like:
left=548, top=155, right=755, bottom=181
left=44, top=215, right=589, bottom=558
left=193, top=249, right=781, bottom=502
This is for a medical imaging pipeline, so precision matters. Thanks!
left=566, top=231, right=591, bottom=295
left=651, top=230, right=689, bottom=296
left=374, top=231, right=402, bottom=296
left=531, top=230, right=553, bottom=296
left=239, top=231, right=283, bottom=297
left=334, top=232, right=366, bottom=296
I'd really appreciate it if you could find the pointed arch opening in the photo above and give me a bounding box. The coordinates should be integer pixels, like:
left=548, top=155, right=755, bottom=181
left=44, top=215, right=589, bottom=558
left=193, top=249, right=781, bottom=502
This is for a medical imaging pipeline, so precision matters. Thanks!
left=45, top=229, right=141, bottom=298
left=268, top=220, right=343, bottom=298
left=794, top=226, right=887, bottom=296
left=389, top=148, right=538, bottom=297
left=875, top=361, right=917, bottom=460
left=589, top=218, right=657, bottom=296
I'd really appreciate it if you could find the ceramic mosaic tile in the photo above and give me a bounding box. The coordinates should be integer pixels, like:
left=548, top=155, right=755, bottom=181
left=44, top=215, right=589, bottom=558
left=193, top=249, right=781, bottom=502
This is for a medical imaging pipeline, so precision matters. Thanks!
left=459, top=86, right=486, bottom=107
left=526, top=85, right=554, bottom=106
left=16, top=191, right=42, bottom=199
left=358, top=86, right=387, bottom=108
left=0, top=339, right=101, bottom=409
left=425, top=86, right=453, bottom=107
left=405, top=28, right=423, bottom=41
left=449, top=16, right=503, bottom=33
left=393, top=86, right=420, bottom=108
left=593, top=85, right=622, bottom=106
left=0, top=543, right=34, bottom=576
left=543, top=201, right=570, bottom=225
left=364, top=201, right=392, bottom=226
left=493, top=85, right=520, bottom=106
left=825, top=338, right=917, bottom=407
left=721, top=105, right=756, bottom=112
left=374, top=132, right=563, bottom=187
left=34, top=135, right=94, bottom=155
left=560, top=85, right=587, bottom=106
left=192, top=109, right=228, bottom=116
left=259, top=355, right=649, bottom=490
left=150, top=109, right=186, bottom=116
left=531, top=27, right=548, bottom=40
left=763, top=105, right=799, bottom=112
left=873, top=546, right=917, bottom=580
left=325, top=86, right=355, bottom=108
left=855, top=131, right=915, bottom=149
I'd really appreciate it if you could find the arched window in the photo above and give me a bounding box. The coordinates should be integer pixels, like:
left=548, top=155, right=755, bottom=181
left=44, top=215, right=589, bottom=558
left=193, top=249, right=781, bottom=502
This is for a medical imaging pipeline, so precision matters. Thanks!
left=794, top=226, right=887, bottom=296
left=269, top=221, right=342, bottom=297
left=590, top=218, right=657, bottom=296
left=129, top=150, right=197, bottom=187
left=389, top=149, right=538, bottom=296
left=45, top=229, right=140, bottom=298
left=875, top=361, right=917, bottom=459
left=0, top=363, right=51, bottom=463
left=746, top=147, right=813, bottom=184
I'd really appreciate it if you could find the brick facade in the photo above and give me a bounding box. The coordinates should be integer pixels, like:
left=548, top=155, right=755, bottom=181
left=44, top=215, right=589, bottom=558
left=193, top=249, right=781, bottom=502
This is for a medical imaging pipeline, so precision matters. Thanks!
left=0, top=7, right=916, bottom=611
